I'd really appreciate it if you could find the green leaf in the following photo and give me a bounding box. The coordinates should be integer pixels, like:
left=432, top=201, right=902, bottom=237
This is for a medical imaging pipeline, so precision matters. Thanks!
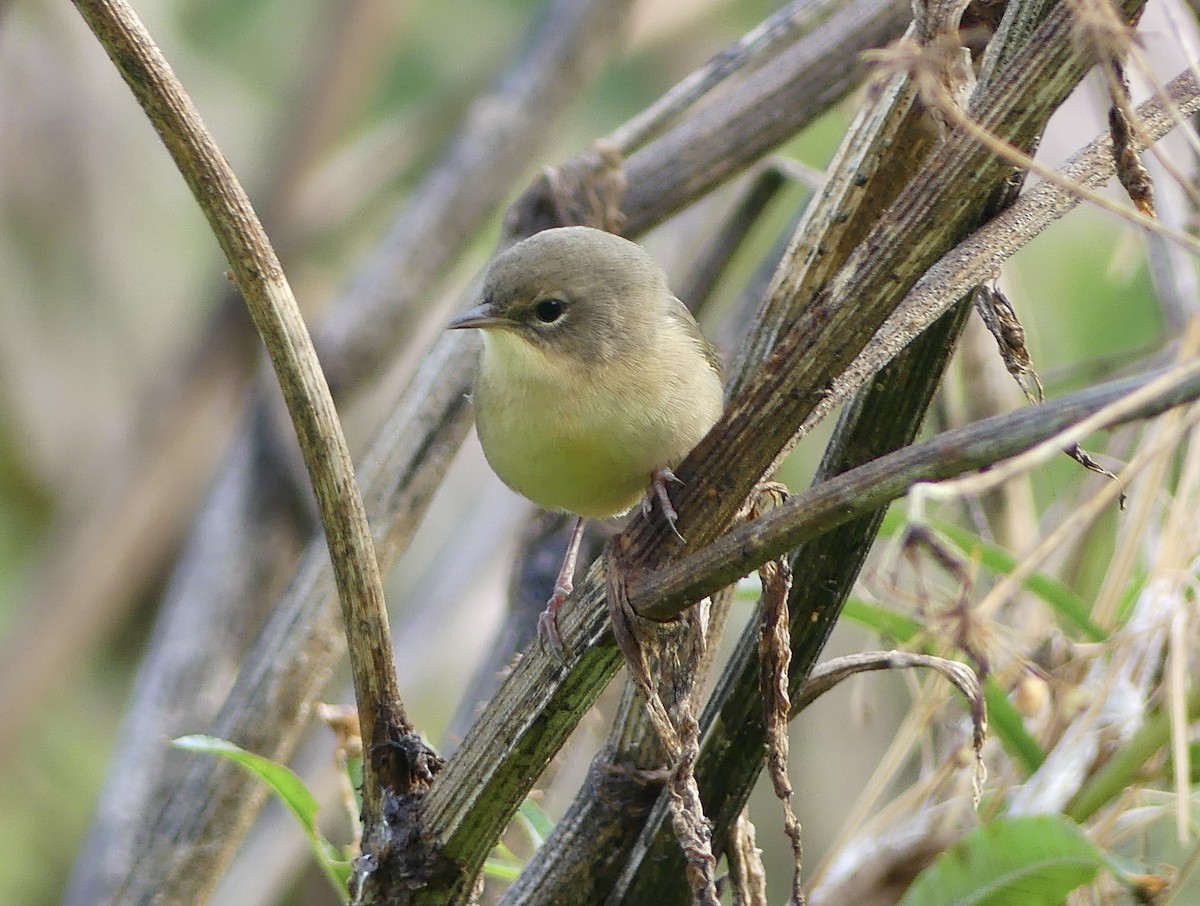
left=516, top=797, right=555, bottom=849
left=841, top=598, right=923, bottom=644
left=484, top=854, right=526, bottom=882
left=346, top=754, right=364, bottom=813
left=898, top=815, right=1107, bottom=906
left=983, top=678, right=1045, bottom=774
left=174, top=735, right=351, bottom=901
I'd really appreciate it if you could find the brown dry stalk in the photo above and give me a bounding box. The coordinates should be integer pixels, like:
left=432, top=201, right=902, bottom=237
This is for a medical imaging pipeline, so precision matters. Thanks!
left=973, top=285, right=1044, bottom=404
left=795, top=651, right=987, bottom=803
left=67, top=0, right=639, bottom=901
left=606, top=558, right=682, bottom=756
left=443, top=4, right=1168, bottom=899
left=1107, top=64, right=1157, bottom=217
left=666, top=712, right=721, bottom=906
left=1067, top=0, right=1198, bottom=216
left=606, top=549, right=720, bottom=902
left=634, top=357, right=1200, bottom=619
left=793, top=68, right=1200, bottom=463
left=759, top=555, right=803, bottom=904
left=870, top=37, right=1195, bottom=252
left=68, top=0, right=414, bottom=835
left=607, top=0, right=844, bottom=154
left=727, top=813, right=770, bottom=906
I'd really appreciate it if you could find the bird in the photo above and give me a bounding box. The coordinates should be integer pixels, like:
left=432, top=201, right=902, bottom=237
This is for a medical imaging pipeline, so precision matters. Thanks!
left=448, top=226, right=724, bottom=657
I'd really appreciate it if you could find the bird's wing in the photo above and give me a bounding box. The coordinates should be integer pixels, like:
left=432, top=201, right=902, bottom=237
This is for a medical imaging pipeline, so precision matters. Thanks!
left=666, top=294, right=723, bottom=378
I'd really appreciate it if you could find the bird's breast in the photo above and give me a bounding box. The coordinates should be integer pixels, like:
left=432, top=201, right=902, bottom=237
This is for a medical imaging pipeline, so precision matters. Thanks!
left=473, top=331, right=722, bottom=518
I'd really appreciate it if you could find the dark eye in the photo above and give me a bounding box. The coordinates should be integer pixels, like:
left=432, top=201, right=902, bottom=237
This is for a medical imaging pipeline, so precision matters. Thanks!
left=534, top=298, right=566, bottom=324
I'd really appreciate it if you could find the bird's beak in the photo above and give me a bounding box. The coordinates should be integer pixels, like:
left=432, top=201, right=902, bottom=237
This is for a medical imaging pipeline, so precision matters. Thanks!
left=448, top=303, right=506, bottom=330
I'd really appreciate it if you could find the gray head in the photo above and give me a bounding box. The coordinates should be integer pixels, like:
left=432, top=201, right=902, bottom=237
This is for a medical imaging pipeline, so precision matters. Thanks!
left=448, top=226, right=671, bottom=363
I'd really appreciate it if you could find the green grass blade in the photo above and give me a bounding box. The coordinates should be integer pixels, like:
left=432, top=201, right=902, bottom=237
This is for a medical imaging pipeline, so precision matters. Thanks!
left=174, top=734, right=351, bottom=901
left=841, top=598, right=923, bottom=644
left=983, top=678, right=1045, bottom=774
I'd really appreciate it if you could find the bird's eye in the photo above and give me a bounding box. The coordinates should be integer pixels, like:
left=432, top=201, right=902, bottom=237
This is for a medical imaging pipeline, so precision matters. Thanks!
left=534, top=298, right=566, bottom=324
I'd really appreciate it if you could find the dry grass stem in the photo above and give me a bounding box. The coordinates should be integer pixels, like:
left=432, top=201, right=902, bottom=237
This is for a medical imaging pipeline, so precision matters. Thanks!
left=607, top=0, right=846, bottom=153
left=317, top=703, right=366, bottom=856
left=666, top=712, right=720, bottom=906
left=910, top=354, right=1200, bottom=516
left=727, top=812, right=769, bottom=906
left=973, top=285, right=1045, bottom=404
left=1168, top=603, right=1190, bottom=843
left=758, top=554, right=803, bottom=904
left=605, top=558, right=683, bottom=756
left=940, top=404, right=1200, bottom=624
left=69, top=0, right=411, bottom=840
left=803, top=665, right=983, bottom=895
left=872, top=33, right=1198, bottom=250
left=800, top=652, right=986, bottom=799
left=606, top=547, right=720, bottom=903
left=633, top=359, right=1200, bottom=619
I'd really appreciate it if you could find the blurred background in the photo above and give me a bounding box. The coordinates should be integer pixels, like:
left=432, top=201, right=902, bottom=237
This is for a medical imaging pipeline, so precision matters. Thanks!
left=0, top=0, right=1197, bottom=903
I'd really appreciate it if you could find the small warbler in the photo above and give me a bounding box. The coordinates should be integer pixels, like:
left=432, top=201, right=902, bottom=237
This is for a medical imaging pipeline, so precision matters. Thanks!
left=449, top=226, right=723, bottom=655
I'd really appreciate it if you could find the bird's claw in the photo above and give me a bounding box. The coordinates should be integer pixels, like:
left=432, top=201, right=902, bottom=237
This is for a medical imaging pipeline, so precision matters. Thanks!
left=538, top=588, right=571, bottom=666
left=645, top=467, right=686, bottom=542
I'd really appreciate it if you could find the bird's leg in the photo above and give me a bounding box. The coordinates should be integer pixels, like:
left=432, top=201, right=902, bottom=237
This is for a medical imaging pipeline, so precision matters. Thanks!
left=538, top=515, right=586, bottom=662
left=643, top=466, right=686, bottom=541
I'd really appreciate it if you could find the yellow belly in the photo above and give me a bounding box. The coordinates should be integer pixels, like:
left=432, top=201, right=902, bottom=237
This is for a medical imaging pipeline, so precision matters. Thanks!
left=478, top=414, right=655, bottom=517
left=474, top=333, right=722, bottom=518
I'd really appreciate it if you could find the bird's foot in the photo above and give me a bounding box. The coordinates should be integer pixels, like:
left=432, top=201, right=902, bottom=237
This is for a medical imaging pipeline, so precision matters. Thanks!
left=643, top=467, right=686, bottom=541
left=537, top=516, right=585, bottom=666
left=538, top=585, right=571, bottom=666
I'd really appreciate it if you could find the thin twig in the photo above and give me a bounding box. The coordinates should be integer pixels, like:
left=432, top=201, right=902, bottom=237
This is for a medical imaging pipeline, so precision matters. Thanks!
left=69, top=0, right=407, bottom=833
left=879, top=41, right=1198, bottom=252
left=797, top=651, right=983, bottom=728
left=607, top=0, right=846, bottom=153
left=616, top=0, right=910, bottom=236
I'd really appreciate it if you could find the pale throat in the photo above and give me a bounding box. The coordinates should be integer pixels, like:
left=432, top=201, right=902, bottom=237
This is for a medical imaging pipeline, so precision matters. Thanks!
left=480, top=329, right=585, bottom=396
